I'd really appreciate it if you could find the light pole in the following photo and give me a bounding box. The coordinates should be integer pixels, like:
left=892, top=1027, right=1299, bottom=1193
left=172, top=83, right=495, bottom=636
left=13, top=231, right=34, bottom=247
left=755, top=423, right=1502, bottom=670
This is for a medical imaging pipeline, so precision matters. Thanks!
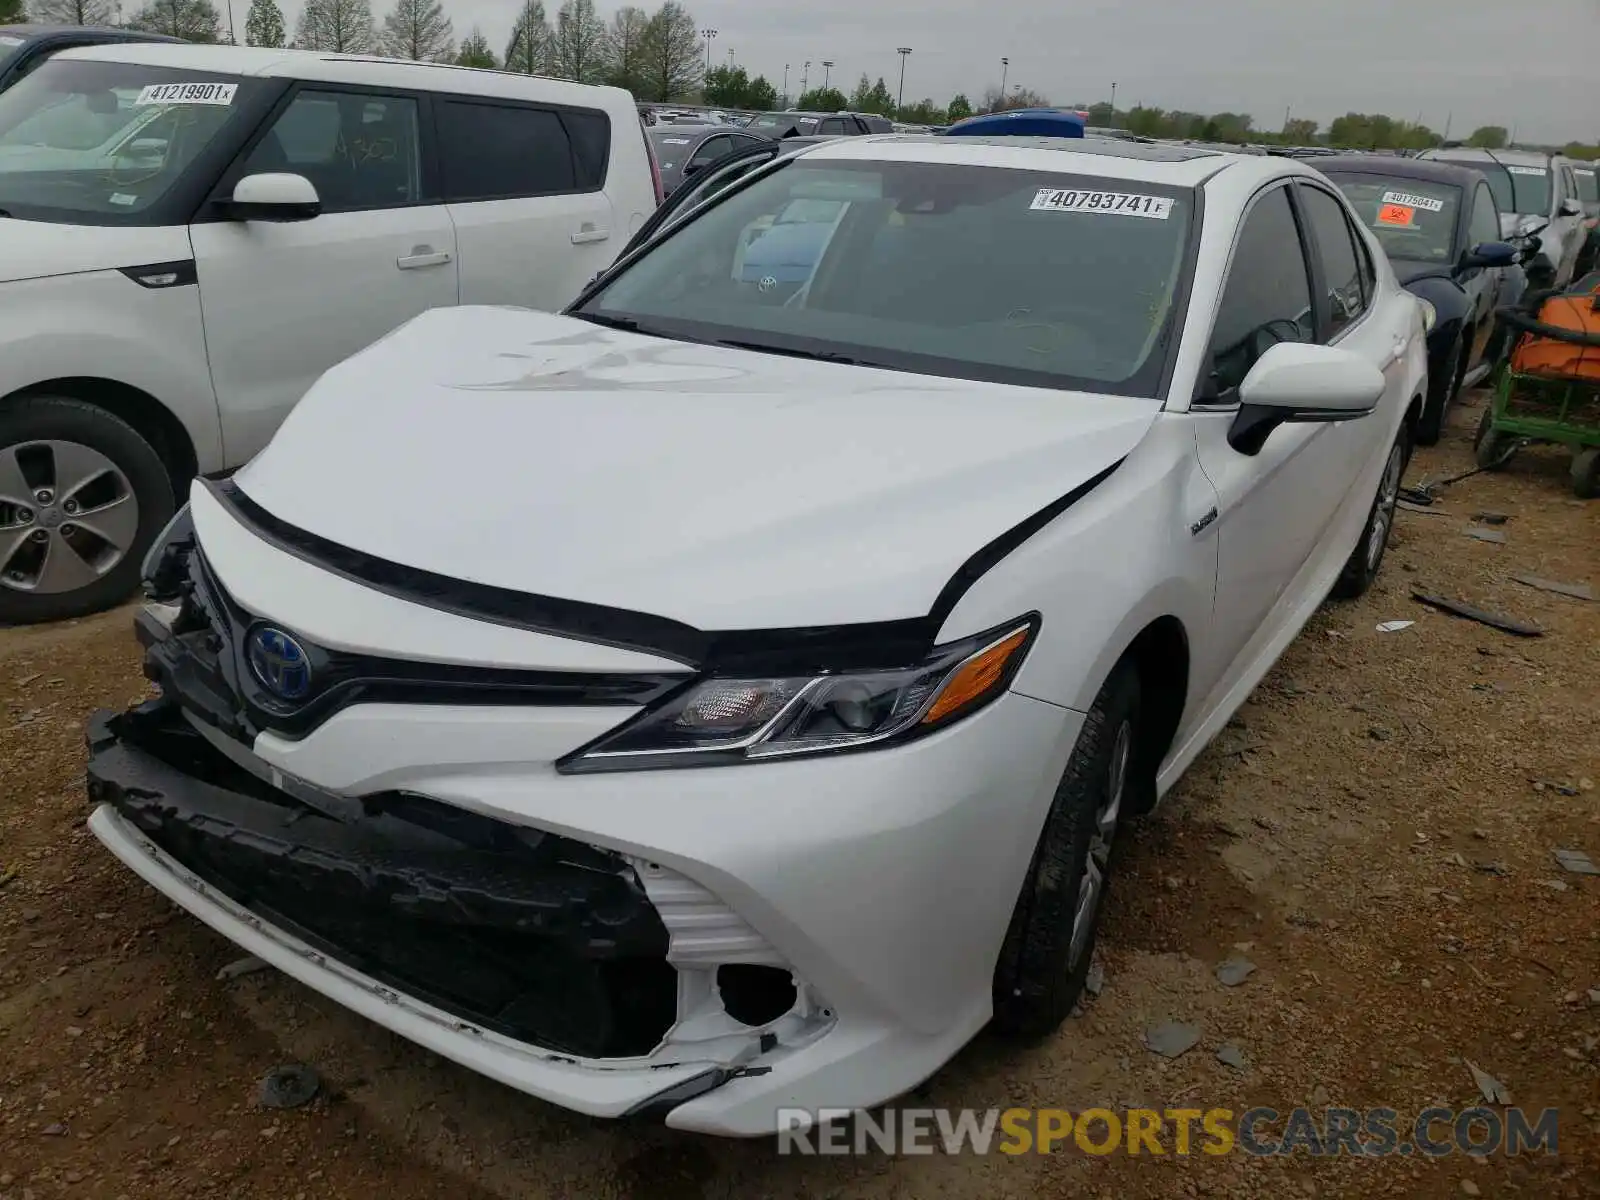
left=822, top=60, right=834, bottom=90
left=701, top=28, right=717, bottom=77
left=896, top=47, right=912, bottom=118
left=999, top=57, right=1009, bottom=108
left=1110, top=80, right=1117, bottom=121
left=782, top=63, right=789, bottom=106
left=801, top=60, right=810, bottom=96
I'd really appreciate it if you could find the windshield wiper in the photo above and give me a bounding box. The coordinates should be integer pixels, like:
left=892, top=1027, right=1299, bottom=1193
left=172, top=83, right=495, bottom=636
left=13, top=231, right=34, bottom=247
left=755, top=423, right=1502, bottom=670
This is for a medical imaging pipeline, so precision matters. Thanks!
left=567, top=311, right=677, bottom=339
left=710, top=337, right=866, bottom=366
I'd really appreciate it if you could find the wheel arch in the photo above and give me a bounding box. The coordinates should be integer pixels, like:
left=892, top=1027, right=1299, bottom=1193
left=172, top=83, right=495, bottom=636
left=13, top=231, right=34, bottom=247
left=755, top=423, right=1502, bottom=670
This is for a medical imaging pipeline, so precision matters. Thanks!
left=4, top=377, right=198, bottom=502
left=1113, top=614, right=1190, bottom=817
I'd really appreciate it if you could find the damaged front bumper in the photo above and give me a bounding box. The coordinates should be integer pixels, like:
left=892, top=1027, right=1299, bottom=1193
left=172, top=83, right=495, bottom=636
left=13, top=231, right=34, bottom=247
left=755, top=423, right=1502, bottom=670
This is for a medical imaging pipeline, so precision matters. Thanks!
left=86, top=701, right=809, bottom=1122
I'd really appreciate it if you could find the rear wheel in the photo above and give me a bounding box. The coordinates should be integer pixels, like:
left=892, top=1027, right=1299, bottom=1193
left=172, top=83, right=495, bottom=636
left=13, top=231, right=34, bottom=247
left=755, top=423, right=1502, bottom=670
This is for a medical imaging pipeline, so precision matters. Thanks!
left=1331, top=424, right=1407, bottom=600
left=1572, top=447, right=1600, bottom=500
left=992, top=662, right=1140, bottom=1037
left=0, top=396, right=174, bottom=624
left=1473, top=406, right=1519, bottom=471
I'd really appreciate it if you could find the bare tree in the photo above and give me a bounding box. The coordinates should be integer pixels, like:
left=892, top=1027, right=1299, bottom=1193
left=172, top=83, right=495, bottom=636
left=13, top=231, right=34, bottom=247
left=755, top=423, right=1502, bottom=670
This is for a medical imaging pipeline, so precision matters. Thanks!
left=551, top=0, right=605, bottom=83
left=295, top=0, right=376, bottom=53
left=128, top=0, right=223, bottom=40
left=30, top=0, right=117, bottom=23
left=601, top=5, right=648, bottom=93
left=503, top=0, right=551, bottom=74
left=380, top=0, right=453, bottom=61
left=637, top=1, right=698, bottom=103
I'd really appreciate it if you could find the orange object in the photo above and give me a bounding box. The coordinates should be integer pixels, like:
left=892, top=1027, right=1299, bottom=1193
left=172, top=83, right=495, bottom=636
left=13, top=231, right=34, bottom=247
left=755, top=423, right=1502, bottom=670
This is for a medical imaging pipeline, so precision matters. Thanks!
left=1509, top=292, right=1600, bottom=381
left=922, top=627, right=1030, bottom=726
left=1377, top=203, right=1415, bottom=226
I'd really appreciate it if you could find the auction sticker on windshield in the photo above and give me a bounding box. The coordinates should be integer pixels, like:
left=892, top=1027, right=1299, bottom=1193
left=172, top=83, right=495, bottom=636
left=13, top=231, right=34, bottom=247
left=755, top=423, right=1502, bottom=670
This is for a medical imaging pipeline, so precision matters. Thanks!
left=134, top=82, right=238, bottom=106
left=1381, top=190, right=1444, bottom=213
left=1030, top=189, right=1173, bottom=219
left=1377, top=203, right=1416, bottom=226
left=1507, top=166, right=1546, bottom=177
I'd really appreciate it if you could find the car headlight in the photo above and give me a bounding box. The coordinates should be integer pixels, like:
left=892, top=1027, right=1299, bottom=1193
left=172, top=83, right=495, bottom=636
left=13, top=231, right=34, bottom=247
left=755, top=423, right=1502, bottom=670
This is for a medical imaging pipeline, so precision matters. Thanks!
left=1417, top=298, right=1437, bottom=334
left=558, top=616, right=1038, bottom=773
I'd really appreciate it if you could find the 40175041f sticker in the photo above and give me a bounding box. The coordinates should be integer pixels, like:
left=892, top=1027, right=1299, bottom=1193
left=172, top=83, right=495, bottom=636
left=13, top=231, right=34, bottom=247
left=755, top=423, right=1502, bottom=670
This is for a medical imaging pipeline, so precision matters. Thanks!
left=1029, top=189, right=1174, bottom=220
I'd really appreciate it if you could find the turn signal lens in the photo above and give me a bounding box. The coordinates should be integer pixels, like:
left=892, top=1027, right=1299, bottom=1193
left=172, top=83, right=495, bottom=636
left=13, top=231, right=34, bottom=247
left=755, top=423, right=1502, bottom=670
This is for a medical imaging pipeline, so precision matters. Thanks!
left=921, top=627, right=1032, bottom=727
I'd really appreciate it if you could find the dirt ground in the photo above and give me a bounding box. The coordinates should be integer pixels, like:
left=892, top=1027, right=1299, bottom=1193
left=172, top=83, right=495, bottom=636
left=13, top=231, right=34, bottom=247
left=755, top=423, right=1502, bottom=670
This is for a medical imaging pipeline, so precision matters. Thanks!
left=2, top=390, right=1597, bottom=1199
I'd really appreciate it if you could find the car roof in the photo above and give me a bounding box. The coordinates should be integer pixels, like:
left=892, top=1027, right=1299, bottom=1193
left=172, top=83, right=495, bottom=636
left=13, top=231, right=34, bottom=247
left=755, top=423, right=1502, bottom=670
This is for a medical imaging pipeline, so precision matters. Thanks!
left=54, top=42, right=634, bottom=107
left=0, top=23, right=169, bottom=37
left=1423, top=146, right=1559, bottom=168
left=1312, top=154, right=1483, bottom=189
left=792, top=134, right=1279, bottom=188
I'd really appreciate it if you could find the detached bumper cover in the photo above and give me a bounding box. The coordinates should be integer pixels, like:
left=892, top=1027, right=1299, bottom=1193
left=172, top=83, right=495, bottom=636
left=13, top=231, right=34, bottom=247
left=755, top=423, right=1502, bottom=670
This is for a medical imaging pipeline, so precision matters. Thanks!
left=86, top=705, right=678, bottom=1061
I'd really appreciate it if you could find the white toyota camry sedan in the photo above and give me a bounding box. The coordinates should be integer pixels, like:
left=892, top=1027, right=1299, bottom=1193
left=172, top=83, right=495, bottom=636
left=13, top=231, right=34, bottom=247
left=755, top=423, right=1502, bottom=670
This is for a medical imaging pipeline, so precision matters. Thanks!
left=86, top=135, right=1427, bottom=1136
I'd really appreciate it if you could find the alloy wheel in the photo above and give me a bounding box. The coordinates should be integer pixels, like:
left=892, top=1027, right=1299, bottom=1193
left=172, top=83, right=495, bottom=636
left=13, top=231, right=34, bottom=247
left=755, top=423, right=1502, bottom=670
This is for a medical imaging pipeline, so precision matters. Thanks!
left=1365, top=442, right=1403, bottom=572
left=1068, top=717, right=1131, bottom=969
left=0, top=440, right=140, bottom=595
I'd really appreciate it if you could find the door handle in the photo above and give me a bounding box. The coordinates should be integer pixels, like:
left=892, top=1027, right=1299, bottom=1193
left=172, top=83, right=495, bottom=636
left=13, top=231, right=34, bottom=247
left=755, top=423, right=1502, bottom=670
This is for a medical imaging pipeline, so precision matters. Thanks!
left=570, top=225, right=611, bottom=245
left=397, top=246, right=451, bottom=270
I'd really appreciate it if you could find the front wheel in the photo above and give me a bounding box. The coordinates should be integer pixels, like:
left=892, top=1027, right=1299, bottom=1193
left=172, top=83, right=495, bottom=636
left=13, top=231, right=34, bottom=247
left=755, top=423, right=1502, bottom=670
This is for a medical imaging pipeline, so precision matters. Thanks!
left=1572, top=447, right=1600, bottom=500
left=1415, top=336, right=1465, bottom=447
left=0, top=396, right=174, bottom=624
left=992, top=663, right=1141, bottom=1038
left=1473, top=406, right=1519, bottom=471
left=1330, top=424, right=1408, bottom=601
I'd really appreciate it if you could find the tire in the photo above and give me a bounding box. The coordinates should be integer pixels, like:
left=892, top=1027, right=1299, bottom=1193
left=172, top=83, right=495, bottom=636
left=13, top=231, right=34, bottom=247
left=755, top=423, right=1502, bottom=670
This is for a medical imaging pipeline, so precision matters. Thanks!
left=1330, top=423, right=1408, bottom=601
left=0, top=396, right=174, bottom=624
left=1473, top=406, right=1518, bottom=472
left=992, top=662, right=1141, bottom=1038
left=1415, top=335, right=1464, bottom=447
left=1572, top=447, right=1600, bottom=500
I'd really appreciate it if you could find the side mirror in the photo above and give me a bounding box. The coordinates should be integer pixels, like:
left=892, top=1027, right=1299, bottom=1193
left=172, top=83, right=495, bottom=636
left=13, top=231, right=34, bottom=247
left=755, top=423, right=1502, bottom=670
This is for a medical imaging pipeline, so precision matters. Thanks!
left=1517, top=214, right=1550, bottom=239
left=1517, top=234, right=1544, bottom=264
left=682, top=159, right=706, bottom=177
left=1558, top=198, right=1583, bottom=218
left=1227, top=342, right=1385, bottom=455
left=1458, top=241, right=1518, bottom=272
left=222, top=172, right=321, bottom=222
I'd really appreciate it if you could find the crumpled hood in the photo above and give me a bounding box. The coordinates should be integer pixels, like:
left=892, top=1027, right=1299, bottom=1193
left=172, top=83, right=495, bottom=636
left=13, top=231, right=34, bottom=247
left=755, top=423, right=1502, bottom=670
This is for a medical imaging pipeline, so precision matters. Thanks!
left=0, top=218, right=193, bottom=285
left=234, top=306, right=1159, bottom=631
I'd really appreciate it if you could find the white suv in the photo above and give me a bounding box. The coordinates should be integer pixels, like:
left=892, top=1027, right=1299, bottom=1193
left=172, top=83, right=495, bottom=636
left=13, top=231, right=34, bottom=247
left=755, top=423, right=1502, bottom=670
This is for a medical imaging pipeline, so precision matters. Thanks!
left=0, top=43, right=655, bottom=623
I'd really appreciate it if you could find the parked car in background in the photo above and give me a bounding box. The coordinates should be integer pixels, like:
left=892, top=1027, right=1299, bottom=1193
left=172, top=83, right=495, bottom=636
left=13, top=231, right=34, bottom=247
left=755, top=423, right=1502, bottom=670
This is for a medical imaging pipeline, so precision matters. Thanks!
left=1420, top=147, right=1587, bottom=288
left=1315, top=155, right=1521, bottom=443
left=1572, top=161, right=1598, bottom=276
left=646, top=123, right=768, bottom=196
left=90, top=137, right=1424, bottom=1137
left=747, top=110, right=890, bottom=138
left=0, top=23, right=181, bottom=93
left=0, top=42, right=654, bottom=624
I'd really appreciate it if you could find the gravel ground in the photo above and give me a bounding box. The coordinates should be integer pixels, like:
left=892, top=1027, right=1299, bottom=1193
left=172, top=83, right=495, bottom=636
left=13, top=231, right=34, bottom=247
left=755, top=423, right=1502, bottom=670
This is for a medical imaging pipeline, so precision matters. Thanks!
left=2, top=392, right=1596, bottom=1199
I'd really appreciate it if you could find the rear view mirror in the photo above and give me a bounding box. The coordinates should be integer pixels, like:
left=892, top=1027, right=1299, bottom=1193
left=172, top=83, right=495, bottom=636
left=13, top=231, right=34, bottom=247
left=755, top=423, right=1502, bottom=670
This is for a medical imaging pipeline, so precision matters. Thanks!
left=1459, top=241, right=1518, bottom=271
left=223, top=172, right=321, bottom=222
left=86, top=89, right=119, bottom=115
left=1228, top=342, right=1385, bottom=455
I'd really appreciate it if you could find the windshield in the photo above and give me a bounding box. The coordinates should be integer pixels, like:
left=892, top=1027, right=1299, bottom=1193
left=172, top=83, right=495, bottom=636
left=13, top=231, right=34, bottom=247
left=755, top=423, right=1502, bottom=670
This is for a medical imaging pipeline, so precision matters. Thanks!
left=1434, top=156, right=1548, bottom=217
left=576, top=158, right=1195, bottom=396
left=1327, top=174, right=1459, bottom=263
left=1576, top=168, right=1597, bottom=207
left=0, top=59, right=262, bottom=220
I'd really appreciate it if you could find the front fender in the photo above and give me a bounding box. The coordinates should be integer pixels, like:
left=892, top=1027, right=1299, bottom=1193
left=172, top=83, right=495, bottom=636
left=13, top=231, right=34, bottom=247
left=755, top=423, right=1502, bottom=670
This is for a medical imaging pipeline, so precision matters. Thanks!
left=936, top=414, right=1215, bottom=718
left=0, top=270, right=223, bottom=471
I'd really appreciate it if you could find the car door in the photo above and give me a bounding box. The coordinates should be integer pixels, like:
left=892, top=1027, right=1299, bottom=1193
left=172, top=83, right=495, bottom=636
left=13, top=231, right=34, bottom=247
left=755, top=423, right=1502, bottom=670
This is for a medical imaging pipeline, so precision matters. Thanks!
left=1190, top=183, right=1376, bottom=693
left=1554, top=165, right=1584, bottom=283
left=436, top=96, right=615, bottom=312
left=1462, top=181, right=1505, bottom=367
left=189, top=85, right=457, bottom=465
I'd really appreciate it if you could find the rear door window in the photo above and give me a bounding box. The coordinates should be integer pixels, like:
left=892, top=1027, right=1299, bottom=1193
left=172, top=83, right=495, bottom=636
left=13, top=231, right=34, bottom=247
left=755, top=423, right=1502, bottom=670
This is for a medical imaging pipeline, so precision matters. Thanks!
left=438, top=100, right=596, bottom=201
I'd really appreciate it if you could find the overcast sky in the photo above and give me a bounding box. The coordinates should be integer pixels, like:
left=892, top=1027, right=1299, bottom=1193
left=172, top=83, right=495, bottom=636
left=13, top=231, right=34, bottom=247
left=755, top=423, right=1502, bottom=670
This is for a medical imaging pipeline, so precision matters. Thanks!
left=251, top=0, right=1596, bottom=144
